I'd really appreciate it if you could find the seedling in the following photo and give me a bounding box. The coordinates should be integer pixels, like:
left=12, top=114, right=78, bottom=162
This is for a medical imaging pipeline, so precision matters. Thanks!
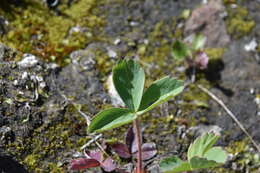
left=172, top=34, right=209, bottom=82
left=87, top=59, right=183, bottom=172
left=69, top=59, right=227, bottom=172
left=160, top=133, right=227, bottom=173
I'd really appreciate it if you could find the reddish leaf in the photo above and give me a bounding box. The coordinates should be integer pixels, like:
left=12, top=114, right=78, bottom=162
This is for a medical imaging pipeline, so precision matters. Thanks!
left=111, top=143, right=131, bottom=159
left=69, top=158, right=100, bottom=170
left=132, top=143, right=157, bottom=161
left=141, top=143, right=157, bottom=160
left=125, top=127, right=135, bottom=152
left=101, top=157, right=117, bottom=172
left=85, top=150, right=103, bottom=162
left=125, top=127, right=142, bottom=154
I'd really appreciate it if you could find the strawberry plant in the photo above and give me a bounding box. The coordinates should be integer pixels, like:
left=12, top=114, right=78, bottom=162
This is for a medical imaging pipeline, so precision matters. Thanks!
left=172, top=34, right=209, bottom=82
left=69, top=59, right=227, bottom=172
left=160, top=133, right=227, bottom=173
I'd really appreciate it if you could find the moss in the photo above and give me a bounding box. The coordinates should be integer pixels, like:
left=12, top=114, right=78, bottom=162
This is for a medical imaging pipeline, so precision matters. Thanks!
left=204, top=48, right=225, bottom=60
left=225, top=5, right=255, bottom=39
left=4, top=103, right=90, bottom=172
left=24, top=154, right=38, bottom=168
left=0, top=0, right=106, bottom=65
left=95, top=49, right=115, bottom=79
left=225, top=139, right=260, bottom=172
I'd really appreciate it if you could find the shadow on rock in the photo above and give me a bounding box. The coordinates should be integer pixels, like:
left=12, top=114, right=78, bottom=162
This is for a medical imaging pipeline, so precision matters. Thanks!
left=0, top=155, right=28, bottom=173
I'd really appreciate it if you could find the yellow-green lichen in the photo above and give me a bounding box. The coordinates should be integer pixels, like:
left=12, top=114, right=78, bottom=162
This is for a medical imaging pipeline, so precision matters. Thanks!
left=225, top=5, right=255, bottom=39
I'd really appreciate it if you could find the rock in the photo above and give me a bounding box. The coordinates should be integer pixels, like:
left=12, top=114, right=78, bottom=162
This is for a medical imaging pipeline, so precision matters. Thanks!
left=244, top=38, right=258, bottom=52
left=106, top=73, right=124, bottom=107
left=0, top=16, right=8, bottom=36
left=0, top=43, right=109, bottom=172
left=0, top=150, right=28, bottom=173
left=0, top=43, right=16, bottom=61
left=184, top=0, right=230, bottom=47
left=52, top=47, right=109, bottom=113
left=187, top=124, right=222, bottom=137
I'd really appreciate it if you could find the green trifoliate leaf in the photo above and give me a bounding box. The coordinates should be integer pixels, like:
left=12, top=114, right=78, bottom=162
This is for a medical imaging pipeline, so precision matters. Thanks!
left=88, top=108, right=136, bottom=133
left=160, top=156, right=192, bottom=173
left=192, top=34, right=206, bottom=51
left=187, top=133, right=219, bottom=161
left=189, top=157, right=220, bottom=169
left=204, top=147, right=227, bottom=164
left=137, top=76, right=184, bottom=114
left=172, top=40, right=191, bottom=60
left=113, top=59, right=145, bottom=112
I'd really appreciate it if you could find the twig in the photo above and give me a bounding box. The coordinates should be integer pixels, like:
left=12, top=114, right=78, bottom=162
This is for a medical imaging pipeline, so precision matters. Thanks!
left=58, top=91, right=91, bottom=125
left=197, top=84, right=260, bottom=153
left=76, top=108, right=91, bottom=126
left=95, top=140, right=110, bottom=157
left=80, top=134, right=102, bottom=150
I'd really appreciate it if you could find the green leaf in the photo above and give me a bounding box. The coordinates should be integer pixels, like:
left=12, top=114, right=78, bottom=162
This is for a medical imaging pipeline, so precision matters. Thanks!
left=187, top=133, right=219, bottom=161
left=192, top=34, right=206, bottom=51
left=88, top=108, right=136, bottom=133
left=189, top=157, right=220, bottom=170
left=112, top=59, right=145, bottom=111
left=172, top=40, right=191, bottom=60
left=138, top=76, right=184, bottom=114
left=204, top=147, right=228, bottom=164
left=160, top=156, right=192, bottom=173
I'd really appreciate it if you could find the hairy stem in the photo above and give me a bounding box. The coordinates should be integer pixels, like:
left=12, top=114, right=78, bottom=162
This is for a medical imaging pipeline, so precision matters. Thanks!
left=133, top=118, right=143, bottom=173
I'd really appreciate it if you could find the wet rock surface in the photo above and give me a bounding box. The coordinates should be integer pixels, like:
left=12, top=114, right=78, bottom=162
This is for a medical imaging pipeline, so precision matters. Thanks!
left=0, top=0, right=260, bottom=172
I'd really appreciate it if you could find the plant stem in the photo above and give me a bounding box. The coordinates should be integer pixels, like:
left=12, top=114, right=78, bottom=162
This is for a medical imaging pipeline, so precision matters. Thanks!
left=133, top=118, right=143, bottom=173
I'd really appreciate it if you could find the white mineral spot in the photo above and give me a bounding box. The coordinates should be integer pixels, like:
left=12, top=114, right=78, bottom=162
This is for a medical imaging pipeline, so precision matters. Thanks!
left=13, top=80, right=18, bottom=86
left=18, top=54, right=38, bottom=68
left=244, top=39, right=257, bottom=52
left=114, top=38, right=121, bottom=45
left=21, top=72, right=28, bottom=79
left=107, top=49, right=117, bottom=58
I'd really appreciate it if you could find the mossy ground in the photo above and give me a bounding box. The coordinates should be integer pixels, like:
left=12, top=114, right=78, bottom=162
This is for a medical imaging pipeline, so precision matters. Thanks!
left=0, top=0, right=106, bottom=65
left=0, top=0, right=259, bottom=172
left=225, top=4, right=255, bottom=39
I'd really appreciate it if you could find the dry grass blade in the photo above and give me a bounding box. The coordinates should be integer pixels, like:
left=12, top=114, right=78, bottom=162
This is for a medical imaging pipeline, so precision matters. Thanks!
left=197, top=84, right=260, bottom=153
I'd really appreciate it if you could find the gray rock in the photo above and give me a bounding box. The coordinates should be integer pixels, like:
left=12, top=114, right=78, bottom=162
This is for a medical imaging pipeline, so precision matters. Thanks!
left=0, top=43, right=109, bottom=171
left=184, top=0, right=230, bottom=47
left=0, top=16, right=8, bottom=36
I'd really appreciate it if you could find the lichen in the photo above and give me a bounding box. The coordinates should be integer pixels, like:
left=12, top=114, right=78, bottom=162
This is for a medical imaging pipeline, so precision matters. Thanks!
left=225, top=5, right=255, bottom=39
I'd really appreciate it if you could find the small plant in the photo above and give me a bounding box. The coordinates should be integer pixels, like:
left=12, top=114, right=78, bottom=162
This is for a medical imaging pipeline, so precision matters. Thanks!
left=172, top=34, right=209, bottom=82
left=87, top=59, right=183, bottom=173
left=69, top=59, right=227, bottom=172
left=160, top=133, right=228, bottom=173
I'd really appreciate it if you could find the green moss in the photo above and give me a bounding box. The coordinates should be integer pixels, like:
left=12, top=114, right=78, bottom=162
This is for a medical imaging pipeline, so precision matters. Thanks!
left=226, top=5, right=255, bottom=39
left=24, top=154, right=40, bottom=170
left=204, top=48, right=225, bottom=60
left=0, top=0, right=106, bottom=65
left=4, top=103, right=90, bottom=172
left=225, top=139, right=260, bottom=172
